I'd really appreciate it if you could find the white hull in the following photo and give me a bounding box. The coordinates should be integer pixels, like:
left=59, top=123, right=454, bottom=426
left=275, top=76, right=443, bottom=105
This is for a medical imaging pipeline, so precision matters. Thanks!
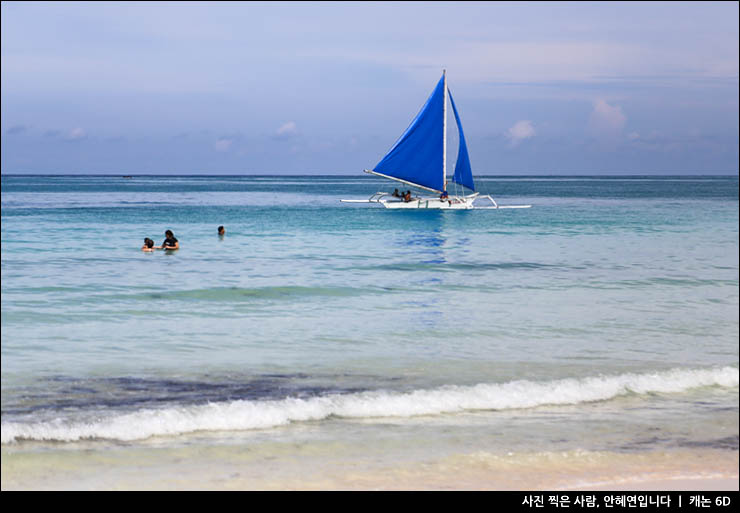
left=381, top=196, right=476, bottom=209
left=340, top=192, right=531, bottom=210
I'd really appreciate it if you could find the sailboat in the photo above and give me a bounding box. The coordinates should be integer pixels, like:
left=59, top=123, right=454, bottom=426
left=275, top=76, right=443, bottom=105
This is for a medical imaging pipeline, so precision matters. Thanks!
left=341, top=71, right=531, bottom=210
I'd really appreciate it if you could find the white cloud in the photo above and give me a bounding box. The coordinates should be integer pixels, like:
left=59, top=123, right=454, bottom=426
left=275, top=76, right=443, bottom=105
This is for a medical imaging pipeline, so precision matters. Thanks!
left=275, top=121, right=298, bottom=138
left=588, top=99, right=626, bottom=141
left=506, top=120, right=535, bottom=145
left=65, top=127, right=87, bottom=140
left=214, top=137, right=233, bottom=152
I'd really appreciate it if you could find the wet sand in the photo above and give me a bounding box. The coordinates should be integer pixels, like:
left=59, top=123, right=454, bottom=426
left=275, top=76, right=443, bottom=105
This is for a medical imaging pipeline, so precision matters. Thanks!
left=2, top=443, right=737, bottom=491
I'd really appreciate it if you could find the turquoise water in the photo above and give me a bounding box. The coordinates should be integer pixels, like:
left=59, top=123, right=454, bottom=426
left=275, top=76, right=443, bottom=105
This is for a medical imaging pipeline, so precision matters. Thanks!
left=1, top=175, right=738, bottom=483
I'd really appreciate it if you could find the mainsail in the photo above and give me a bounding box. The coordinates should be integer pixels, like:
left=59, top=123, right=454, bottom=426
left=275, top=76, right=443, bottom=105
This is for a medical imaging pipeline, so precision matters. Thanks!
left=371, top=75, right=446, bottom=193
left=369, top=72, right=475, bottom=194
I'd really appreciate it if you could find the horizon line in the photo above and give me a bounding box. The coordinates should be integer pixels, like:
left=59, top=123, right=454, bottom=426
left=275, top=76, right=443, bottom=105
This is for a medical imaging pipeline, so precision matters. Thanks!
left=2, top=172, right=739, bottom=178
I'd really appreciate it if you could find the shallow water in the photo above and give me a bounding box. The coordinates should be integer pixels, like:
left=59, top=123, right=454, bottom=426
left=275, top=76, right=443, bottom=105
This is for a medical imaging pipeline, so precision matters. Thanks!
left=1, top=175, right=738, bottom=489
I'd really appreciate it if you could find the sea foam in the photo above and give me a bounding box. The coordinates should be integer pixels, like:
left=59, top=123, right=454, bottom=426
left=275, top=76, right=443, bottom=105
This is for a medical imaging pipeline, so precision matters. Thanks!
left=2, top=366, right=737, bottom=444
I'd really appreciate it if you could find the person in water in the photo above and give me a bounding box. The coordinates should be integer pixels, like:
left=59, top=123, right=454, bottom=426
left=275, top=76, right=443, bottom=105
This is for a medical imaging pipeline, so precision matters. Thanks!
left=218, top=226, right=225, bottom=237
left=157, top=230, right=179, bottom=250
left=141, top=238, right=155, bottom=252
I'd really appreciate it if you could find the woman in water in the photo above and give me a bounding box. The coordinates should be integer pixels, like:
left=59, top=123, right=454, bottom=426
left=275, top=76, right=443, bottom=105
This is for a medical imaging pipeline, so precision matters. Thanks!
left=156, top=230, right=179, bottom=250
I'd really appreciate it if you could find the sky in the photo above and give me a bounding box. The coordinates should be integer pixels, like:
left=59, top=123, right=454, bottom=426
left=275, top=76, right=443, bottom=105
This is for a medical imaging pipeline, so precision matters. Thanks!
left=1, top=1, right=738, bottom=175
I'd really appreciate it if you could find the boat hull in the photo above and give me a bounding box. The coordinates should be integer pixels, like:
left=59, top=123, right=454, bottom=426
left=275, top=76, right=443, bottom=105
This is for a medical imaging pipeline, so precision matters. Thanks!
left=381, top=197, right=475, bottom=209
left=340, top=192, right=530, bottom=209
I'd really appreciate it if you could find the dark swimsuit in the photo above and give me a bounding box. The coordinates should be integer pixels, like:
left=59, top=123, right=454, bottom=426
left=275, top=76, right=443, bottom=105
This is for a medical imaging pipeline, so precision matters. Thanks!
left=162, top=237, right=178, bottom=248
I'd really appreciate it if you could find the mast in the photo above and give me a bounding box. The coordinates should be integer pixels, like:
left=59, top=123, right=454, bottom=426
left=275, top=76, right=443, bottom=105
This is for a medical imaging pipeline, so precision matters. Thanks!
left=442, top=69, right=447, bottom=192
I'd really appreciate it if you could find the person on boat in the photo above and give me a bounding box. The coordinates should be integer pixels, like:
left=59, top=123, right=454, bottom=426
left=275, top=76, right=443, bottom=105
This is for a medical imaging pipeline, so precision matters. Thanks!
left=440, top=190, right=449, bottom=200
left=403, top=190, right=412, bottom=202
left=392, top=189, right=401, bottom=198
left=156, top=230, right=179, bottom=250
left=141, top=238, right=155, bottom=252
left=218, top=225, right=225, bottom=237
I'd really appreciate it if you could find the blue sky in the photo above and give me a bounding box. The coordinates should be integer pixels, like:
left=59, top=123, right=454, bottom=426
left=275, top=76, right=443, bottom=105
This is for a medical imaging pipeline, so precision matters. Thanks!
left=2, top=1, right=738, bottom=174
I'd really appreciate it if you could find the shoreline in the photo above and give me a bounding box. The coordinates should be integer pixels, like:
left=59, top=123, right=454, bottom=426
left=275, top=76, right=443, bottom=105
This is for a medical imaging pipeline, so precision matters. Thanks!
left=2, top=442, right=737, bottom=491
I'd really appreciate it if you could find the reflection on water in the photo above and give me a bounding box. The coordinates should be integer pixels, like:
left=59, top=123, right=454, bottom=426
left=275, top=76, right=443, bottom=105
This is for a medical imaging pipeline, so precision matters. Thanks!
left=398, top=215, right=450, bottom=329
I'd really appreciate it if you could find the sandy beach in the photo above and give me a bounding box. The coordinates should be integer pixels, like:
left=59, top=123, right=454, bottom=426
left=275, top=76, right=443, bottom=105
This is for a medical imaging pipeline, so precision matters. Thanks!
left=581, top=477, right=738, bottom=491
left=2, top=439, right=737, bottom=491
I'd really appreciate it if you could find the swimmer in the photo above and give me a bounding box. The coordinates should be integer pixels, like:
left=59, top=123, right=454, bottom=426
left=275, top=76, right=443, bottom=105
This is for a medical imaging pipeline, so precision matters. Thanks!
left=156, top=230, right=179, bottom=250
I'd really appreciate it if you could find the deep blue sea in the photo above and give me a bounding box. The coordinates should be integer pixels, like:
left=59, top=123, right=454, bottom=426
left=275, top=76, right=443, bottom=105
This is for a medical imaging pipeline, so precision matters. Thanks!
left=1, top=174, right=738, bottom=489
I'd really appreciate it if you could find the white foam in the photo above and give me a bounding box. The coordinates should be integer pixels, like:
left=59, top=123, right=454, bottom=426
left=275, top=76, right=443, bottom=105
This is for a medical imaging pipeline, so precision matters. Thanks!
left=2, top=366, right=737, bottom=444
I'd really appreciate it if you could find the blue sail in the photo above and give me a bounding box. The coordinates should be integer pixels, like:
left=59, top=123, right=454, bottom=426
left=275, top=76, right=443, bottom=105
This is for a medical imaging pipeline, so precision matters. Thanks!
left=448, top=91, right=475, bottom=192
left=372, top=75, right=445, bottom=193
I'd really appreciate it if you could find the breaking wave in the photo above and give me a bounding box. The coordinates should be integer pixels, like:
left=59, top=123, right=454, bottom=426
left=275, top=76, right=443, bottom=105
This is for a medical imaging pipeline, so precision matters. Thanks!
left=2, top=366, right=736, bottom=444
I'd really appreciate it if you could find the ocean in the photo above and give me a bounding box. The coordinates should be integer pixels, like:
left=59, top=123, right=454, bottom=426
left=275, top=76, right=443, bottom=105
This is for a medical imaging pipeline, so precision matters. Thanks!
left=1, top=174, right=738, bottom=490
